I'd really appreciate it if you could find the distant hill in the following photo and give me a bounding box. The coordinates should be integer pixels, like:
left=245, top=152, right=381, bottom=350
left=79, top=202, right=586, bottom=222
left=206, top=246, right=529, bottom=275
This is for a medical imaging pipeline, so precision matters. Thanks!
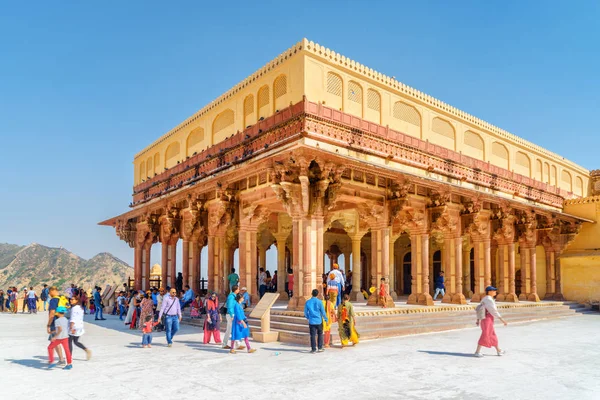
left=0, top=243, right=132, bottom=292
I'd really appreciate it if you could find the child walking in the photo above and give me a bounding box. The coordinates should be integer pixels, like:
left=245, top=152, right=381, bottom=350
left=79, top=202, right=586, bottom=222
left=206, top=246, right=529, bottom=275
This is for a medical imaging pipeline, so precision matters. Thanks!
left=68, top=296, right=92, bottom=360
left=48, top=307, right=72, bottom=370
left=379, top=277, right=388, bottom=308
left=142, top=315, right=159, bottom=348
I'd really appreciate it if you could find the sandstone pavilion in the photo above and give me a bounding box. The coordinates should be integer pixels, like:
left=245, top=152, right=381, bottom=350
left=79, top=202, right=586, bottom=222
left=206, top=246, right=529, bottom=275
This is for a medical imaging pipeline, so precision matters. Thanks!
left=100, top=39, right=600, bottom=318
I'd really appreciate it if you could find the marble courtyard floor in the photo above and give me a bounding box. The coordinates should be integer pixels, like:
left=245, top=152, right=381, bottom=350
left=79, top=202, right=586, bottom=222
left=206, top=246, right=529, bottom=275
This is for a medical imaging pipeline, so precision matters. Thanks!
left=1, top=311, right=599, bottom=399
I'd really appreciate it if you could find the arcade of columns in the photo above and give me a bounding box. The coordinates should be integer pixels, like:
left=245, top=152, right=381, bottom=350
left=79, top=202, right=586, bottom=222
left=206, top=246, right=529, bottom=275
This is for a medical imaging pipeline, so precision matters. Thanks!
left=114, top=149, right=580, bottom=311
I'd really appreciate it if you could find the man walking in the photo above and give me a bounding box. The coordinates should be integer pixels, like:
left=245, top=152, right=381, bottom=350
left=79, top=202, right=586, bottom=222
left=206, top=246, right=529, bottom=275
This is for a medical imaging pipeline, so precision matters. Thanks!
left=41, top=284, right=49, bottom=311
left=94, top=287, right=106, bottom=320
left=158, top=288, right=182, bottom=347
left=304, top=289, right=328, bottom=354
left=433, top=271, right=445, bottom=300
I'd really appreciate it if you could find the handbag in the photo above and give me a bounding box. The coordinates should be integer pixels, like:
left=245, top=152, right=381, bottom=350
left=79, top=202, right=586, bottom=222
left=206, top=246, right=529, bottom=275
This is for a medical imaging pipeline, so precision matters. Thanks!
left=160, top=298, right=177, bottom=326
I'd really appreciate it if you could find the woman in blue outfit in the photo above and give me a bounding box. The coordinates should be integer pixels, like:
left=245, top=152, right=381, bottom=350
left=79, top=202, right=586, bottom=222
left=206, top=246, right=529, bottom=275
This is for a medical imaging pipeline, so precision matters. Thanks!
left=229, top=294, right=256, bottom=354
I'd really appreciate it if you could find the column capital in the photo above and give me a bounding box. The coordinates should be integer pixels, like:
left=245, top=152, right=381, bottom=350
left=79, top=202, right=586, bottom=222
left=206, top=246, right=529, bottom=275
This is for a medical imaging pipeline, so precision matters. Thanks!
left=207, top=199, right=234, bottom=236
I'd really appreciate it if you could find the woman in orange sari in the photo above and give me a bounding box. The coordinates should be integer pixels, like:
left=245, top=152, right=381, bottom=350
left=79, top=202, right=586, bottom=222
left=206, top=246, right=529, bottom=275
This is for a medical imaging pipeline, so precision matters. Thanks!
left=322, top=294, right=337, bottom=348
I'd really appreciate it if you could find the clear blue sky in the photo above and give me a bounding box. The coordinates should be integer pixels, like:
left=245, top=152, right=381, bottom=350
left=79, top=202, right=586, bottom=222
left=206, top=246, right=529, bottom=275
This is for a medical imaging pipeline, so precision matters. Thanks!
left=1, top=1, right=598, bottom=272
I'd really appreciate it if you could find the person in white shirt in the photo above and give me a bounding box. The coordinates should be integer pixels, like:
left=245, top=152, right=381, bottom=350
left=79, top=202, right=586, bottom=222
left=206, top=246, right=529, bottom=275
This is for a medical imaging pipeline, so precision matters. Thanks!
left=68, top=296, right=91, bottom=360
left=474, top=286, right=508, bottom=358
left=27, top=286, right=37, bottom=314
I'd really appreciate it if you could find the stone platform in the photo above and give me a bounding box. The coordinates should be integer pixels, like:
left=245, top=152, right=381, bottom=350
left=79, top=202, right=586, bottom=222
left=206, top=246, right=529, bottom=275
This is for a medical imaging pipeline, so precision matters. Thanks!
left=181, top=298, right=588, bottom=345
left=247, top=299, right=586, bottom=345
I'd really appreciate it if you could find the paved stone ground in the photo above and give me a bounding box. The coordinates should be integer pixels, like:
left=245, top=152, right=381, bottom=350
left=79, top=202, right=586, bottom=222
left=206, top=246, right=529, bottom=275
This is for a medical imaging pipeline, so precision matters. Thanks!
left=1, top=311, right=598, bottom=399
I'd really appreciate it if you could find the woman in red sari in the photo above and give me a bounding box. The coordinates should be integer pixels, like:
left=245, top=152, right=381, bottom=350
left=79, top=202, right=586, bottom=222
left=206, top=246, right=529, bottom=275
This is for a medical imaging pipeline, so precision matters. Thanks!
left=203, top=292, right=222, bottom=344
left=475, top=286, right=508, bottom=357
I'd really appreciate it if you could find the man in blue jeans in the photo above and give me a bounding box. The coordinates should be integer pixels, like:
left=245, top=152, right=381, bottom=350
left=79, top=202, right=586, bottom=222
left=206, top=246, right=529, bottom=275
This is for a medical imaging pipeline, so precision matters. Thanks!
left=94, top=287, right=106, bottom=320
left=304, top=289, right=328, bottom=353
left=158, top=287, right=182, bottom=347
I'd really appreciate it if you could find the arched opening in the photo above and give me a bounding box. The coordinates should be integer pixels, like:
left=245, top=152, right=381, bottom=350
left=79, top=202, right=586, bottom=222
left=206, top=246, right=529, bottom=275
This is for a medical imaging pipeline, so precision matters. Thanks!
left=265, top=244, right=277, bottom=292
left=403, top=252, right=411, bottom=295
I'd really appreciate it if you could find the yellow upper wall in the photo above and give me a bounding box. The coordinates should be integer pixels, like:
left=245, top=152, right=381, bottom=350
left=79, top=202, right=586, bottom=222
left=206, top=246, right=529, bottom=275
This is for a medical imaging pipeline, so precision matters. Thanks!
left=133, top=45, right=305, bottom=184
left=134, top=39, right=589, bottom=196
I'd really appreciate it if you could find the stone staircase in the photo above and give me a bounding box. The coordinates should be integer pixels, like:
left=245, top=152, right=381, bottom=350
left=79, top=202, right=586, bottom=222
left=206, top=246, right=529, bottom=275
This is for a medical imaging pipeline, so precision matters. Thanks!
left=244, top=301, right=588, bottom=345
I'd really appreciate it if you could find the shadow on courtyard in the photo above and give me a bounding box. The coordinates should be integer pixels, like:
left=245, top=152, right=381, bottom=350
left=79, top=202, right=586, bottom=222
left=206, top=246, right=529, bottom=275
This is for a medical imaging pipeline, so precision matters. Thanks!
left=5, top=358, right=48, bottom=370
left=418, top=350, right=476, bottom=358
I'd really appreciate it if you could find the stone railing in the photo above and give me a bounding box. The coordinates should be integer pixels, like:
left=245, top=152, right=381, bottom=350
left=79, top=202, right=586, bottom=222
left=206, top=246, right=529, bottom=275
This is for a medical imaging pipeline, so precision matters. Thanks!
left=131, top=98, right=573, bottom=209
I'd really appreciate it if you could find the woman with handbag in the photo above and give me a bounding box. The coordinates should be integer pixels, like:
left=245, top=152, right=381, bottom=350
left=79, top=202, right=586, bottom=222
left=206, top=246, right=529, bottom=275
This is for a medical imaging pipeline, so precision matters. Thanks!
left=474, top=286, right=508, bottom=357
left=203, top=292, right=222, bottom=344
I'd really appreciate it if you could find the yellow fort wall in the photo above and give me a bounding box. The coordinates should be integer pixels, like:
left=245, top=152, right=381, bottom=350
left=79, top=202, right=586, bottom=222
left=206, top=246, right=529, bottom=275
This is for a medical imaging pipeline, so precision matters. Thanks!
left=133, top=39, right=589, bottom=195
left=561, top=197, right=600, bottom=303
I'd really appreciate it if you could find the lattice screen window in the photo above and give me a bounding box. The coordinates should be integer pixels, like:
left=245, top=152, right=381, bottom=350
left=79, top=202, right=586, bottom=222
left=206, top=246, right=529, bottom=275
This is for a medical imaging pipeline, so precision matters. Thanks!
left=258, top=86, right=269, bottom=109
left=347, top=81, right=362, bottom=104
left=393, top=102, right=421, bottom=126
left=515, top=152, right=530, bottom=169
left=213, top=109, right=234, bottom=135
left=273, top=75, right=287, bottom=100
left=367, top=89, right=380, bottom=111
left=464, top=131, right=484, bottom=151
left=432, top=117, right=454, bottom=139
left=244, top=95, right=254, bottom=118
left=492, top=142, right=508, bottom=160
left=327, top=72, right=342, bottom=96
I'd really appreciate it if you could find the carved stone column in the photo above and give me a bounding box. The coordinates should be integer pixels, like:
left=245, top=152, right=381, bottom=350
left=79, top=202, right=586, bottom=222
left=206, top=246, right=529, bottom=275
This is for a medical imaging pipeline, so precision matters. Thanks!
left=493, top=211, right=518, bottom=302
left=367, top=226, right=394, bottom=307
left=518, top=213, right=539, bottom=302
left=159, top=210, right=180, bottom=288
left=134, top=245, right=143, bottom=291
left=190, top=241, right=202, bottom=293
left=389, top=234, right=400, bottom=300
left=349, top=232, right=366, bottom=301
left=272, top=213, right=292, bottom=298
left=468, top=210, right=491, bottom=303
left=431, top=204, right=465, bottom=304
left=207, top=199, right=234, bottom=295
left=182, top=240, right=190, bottom=289
left=238, top=227, right=258, bottom=300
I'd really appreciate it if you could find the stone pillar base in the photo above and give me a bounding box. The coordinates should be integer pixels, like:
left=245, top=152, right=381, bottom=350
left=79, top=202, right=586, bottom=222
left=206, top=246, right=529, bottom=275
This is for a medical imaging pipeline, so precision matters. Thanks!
left=504, top=293, right=519, bottom=302
left=471, top=293, right=483, bottom=303
left=543, top=293, right=555, bottom=300
left=441, top=293, right=453, bottom=303
left=287, top=296, right=309, bottom=311
left=552, top=293, right=565, bottom=301
left=527, top=293, right=541, bottom=302
left=351, top=291, right=365, bottom=302
left=407, top=294, right=418, bottom=305
left=496, top=294, right=505, bottom=302
left=451, top=293, right=467, bottom=305
left=518, top=293, right=528, bottom=301
left=391, top=291, right=398, bottom=301
left=467, top=290, right=474, bottom=298
left=367, top=293, right=396, bottom=308
left=418, top=293, right=434, bottom=306
left=252, top=331, right=279, bottom=343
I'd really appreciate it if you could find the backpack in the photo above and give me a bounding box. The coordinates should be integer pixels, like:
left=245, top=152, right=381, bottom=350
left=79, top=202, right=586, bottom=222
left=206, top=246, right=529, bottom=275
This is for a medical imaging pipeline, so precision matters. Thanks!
left=58, top=295, right=69, bottom=309
left=40, top=288, right=49, bottom=301
left=475, top=303, right=486, bottom=320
